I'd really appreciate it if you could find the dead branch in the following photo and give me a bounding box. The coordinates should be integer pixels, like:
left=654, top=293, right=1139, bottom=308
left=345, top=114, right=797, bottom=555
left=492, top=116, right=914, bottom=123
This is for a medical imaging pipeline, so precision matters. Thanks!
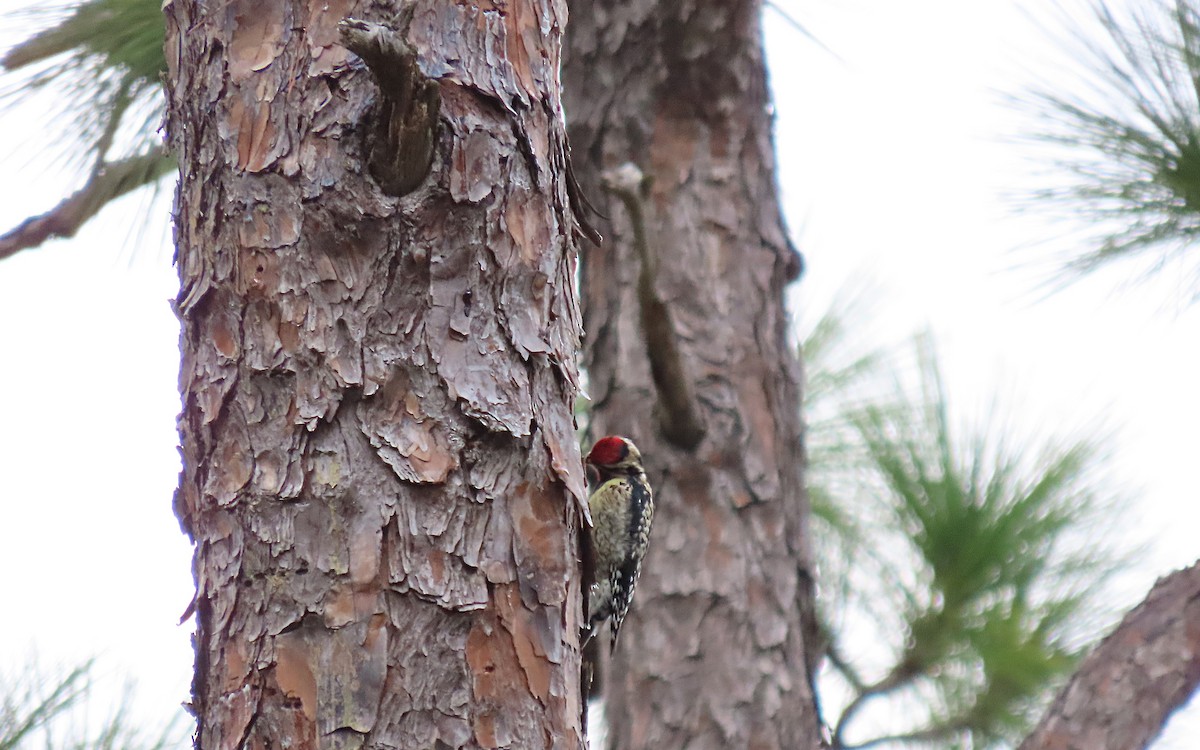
left=602, top=162, right=705, bottom=450
left=339, top=15, right=440, bottom=197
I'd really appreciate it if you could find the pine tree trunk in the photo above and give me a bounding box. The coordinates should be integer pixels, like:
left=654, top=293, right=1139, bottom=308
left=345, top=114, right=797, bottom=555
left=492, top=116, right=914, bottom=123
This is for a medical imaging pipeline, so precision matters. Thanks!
left=563, top=2, right=822, bottom=748
left=164, top=2, right=589, bottom=748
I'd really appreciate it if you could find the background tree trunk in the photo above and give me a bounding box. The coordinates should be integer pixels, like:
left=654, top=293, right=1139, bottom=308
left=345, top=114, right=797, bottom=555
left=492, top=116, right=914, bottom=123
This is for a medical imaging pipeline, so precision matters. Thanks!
left=563, top=2, right=821, bottom=748
left=165, top=2, right=589, bottom=748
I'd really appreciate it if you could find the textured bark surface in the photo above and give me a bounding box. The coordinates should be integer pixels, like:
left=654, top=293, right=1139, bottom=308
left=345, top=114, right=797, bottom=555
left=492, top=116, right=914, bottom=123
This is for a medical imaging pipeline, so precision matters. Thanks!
left=563, top=2, right=821, bottom=748
left=1019, top=561, right=1200, bottom=750
left=164, top=2, right=588, bottom=748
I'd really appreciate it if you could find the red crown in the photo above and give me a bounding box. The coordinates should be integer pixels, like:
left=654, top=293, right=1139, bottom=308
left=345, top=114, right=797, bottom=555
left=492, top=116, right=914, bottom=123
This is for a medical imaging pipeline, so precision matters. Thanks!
left=587, top=436, right=629, bottom=466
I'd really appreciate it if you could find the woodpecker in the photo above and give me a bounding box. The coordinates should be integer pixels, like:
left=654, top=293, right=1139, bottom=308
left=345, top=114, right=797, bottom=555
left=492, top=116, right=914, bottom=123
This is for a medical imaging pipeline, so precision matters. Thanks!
left=584, top=435, right=654, bottom=653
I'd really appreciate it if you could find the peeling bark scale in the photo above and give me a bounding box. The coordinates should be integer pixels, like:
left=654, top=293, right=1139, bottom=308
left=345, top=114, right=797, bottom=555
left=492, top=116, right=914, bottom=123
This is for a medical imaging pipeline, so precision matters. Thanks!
left=564, top=1, right=822, bottom=748
left=164, top=2, right=589, bottom=748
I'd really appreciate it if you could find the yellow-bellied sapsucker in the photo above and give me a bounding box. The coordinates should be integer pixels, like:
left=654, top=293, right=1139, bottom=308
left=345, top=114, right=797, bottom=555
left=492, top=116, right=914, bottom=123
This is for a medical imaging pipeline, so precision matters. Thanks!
left=584, top=435, right=654, bottom=653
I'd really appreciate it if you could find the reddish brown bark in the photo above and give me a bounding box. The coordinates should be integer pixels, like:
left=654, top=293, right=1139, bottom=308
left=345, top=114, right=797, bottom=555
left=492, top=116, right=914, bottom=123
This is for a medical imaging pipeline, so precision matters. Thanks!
left=563, top=1, right=821, bottom=748
left=1019, top=561, right=1200, bottom=750
left=165, top=1, right=589, bottom=748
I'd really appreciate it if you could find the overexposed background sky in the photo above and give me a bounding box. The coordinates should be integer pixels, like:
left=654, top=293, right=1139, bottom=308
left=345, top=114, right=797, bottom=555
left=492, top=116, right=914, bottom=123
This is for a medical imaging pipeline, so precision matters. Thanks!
left=1, top=0, right=1197, bottom=747
left=769, top=1, right=1200, bottom=745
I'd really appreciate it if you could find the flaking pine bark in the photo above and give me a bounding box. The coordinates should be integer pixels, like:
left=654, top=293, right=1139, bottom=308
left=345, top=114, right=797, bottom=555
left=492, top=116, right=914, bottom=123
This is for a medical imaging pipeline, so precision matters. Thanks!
left=165, top=1, right=591, bottom=748
left=563, top=1, right=823, bottom=748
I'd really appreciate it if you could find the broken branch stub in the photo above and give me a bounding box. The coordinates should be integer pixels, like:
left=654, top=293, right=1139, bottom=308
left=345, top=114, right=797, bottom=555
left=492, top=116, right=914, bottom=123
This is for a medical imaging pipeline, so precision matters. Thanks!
left=339, top=17, right=440, bottom=196
left=602, top=162, right=706, bottom=451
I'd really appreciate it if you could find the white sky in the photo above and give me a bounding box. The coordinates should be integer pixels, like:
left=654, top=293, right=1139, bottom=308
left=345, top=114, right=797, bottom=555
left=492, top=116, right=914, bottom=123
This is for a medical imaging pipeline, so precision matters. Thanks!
left=768, top=1, right=1200, bottom=745
left=0, top=0, right=1197, bottom=748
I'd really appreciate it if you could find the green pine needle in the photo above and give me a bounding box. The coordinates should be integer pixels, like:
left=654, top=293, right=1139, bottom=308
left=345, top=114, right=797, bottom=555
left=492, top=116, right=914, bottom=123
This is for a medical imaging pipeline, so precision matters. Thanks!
left=2, top=0, right=165, bottom=167
left=0, top=659, right=187, bottom=750
left=0, top=0, right=173, bottom=256
left=1020, top=0, right=1200, bottom=291
left=806, top=309, right=1130, bottom=750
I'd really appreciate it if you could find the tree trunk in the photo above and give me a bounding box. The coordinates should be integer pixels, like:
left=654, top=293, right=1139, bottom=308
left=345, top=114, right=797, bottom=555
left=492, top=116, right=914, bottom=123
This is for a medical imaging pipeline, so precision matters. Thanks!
left=164, top=2, right=589, bottom=748
left=563, top=2, right=821, bottom=748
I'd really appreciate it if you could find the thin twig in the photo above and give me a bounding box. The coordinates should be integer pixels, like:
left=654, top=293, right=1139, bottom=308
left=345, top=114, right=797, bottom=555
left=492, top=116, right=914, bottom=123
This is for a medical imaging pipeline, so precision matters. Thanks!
left=0, top=149, right=175, bottom=261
